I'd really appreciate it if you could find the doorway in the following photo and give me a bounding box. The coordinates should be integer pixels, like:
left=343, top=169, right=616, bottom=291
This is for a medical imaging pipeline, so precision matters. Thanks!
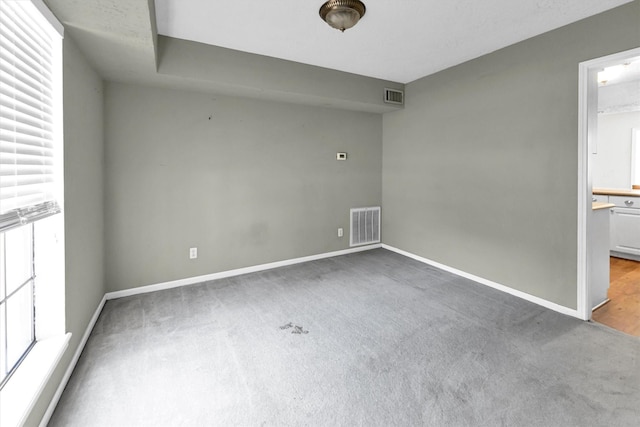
left=578, top=47, right=640, bottom=331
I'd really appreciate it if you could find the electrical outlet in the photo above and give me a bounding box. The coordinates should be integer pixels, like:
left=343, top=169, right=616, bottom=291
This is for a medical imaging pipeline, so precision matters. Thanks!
left=189, top=247, right=197, bottom=259
left=336, top=152, right=347, bottom=160
left=338, top=227, right=344, bottom=237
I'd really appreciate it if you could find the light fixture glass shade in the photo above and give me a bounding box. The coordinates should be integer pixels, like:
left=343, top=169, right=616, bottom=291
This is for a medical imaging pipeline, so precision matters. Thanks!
left=319, top=0, right=366, bottom=32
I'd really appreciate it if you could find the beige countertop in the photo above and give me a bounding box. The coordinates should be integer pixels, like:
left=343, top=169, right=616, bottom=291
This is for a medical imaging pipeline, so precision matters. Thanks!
left=592, top=202, right=615, bottom=211
left=593, top=187, right=640, bottom=197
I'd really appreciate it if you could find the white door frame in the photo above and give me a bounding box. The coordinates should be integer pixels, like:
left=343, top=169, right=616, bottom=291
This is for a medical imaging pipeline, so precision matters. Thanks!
left=577, top=47, right=640, bottom=320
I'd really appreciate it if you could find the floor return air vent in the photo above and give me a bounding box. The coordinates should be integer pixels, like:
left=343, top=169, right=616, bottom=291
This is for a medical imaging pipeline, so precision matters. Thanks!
left=350, top=207, right=381, bottom=247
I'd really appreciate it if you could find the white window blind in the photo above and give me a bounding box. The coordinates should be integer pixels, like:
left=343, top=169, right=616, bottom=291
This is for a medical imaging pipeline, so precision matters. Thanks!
left=0, top=0, right=62, bottom=232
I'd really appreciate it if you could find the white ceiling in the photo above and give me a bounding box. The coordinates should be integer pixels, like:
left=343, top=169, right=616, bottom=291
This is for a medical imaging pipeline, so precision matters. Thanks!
left=598, top=59, right=640, bottom=86
left=598, top=58, right=640, bottom=114
left=155, top=0, right=633, bottom=84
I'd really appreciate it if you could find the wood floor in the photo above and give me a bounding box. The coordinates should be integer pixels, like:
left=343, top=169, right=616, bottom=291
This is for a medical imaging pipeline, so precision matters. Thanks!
left=592, top=257, right=640, bottom=336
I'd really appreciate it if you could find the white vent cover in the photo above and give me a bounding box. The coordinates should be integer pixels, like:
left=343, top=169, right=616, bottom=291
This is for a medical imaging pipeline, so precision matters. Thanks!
left=384, top=88, right=404, bottom=105
left=350, top=207, right=381, bottom=247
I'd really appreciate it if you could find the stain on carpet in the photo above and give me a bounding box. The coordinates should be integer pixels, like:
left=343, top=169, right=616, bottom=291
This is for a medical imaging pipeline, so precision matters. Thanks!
left=279, top=322, right=308, bottom=334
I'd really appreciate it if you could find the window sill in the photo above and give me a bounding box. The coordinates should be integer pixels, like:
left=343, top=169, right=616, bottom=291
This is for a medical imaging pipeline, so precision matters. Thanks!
left=0, top=333, right=71, bottom=427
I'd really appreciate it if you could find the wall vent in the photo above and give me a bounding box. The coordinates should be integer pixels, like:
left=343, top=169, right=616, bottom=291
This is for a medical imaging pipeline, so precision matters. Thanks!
left=384, top=88, right=404, bottom=105
left=350, top=207, right=381, bottom=247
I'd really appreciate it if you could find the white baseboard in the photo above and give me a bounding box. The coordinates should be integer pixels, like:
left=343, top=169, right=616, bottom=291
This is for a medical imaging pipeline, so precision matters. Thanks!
left=592, top=298, right=610, bottom=311
left=105, top=244, right=382, bottom=300
left=39, top=294, right=107, bottom=427
left=39, top=245, right=381, bottom=425
left=610, top=251, right=640, bottom=262
left=382, top=244, right=581, bottom=319
left=40, top=242, right=579, bottom=426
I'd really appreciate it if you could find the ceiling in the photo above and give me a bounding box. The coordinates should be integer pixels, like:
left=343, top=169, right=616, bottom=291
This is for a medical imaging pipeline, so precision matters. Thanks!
left=598, top=59, right=640, bottom=114
left=155, top=0, right=633, bottom=84
left=598, top=59, right=640, bottom=86
left=44, top=0, right=637, bottom=114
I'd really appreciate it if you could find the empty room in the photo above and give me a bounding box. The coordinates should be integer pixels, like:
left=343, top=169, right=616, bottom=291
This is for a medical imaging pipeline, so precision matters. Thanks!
left=1, top=0, right=640, bottom=426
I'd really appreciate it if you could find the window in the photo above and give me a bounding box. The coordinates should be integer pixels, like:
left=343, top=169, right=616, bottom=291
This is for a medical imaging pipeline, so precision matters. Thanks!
left=0, top=224, right=35, bottom=386
left=0, top=0, right=63, bottom=390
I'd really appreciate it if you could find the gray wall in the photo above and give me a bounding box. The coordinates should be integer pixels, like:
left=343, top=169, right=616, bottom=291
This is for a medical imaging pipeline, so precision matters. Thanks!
left=26, top=36, right=105, bottom=426
left=382, top=1, right=640, bottom=309
left=104, top=83, right=382, bottom=292
left=156, top=36, right=404, bottom=114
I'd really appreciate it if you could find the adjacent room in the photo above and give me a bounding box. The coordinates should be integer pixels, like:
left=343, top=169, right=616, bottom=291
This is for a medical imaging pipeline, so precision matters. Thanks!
left=0, top=0, right=639, bottom=426
left=590, top=59, right=640, bottom=335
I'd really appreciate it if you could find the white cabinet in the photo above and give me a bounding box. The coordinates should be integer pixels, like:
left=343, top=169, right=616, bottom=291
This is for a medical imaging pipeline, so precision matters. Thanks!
left=609, top=195, right=638, bottom=209
left=609, top=196, right=640, bottom=259
left=590, top=208, right=611, bottom=309
left=592, top=194, right=608, bottom=203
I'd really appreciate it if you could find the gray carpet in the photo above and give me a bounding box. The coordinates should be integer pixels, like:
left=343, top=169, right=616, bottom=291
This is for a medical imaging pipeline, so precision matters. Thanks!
left=49, top=249, right=640, bottom=426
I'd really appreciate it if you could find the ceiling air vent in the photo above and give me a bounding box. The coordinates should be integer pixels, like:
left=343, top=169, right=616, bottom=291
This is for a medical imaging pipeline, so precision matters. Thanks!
left=384, top=88, right=404, bottom=105
left=350, top=207, right=380, bottom=247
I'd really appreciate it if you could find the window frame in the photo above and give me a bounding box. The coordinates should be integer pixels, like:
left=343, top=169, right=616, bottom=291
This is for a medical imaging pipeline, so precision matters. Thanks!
left=0, top=223, right=37, bottom=388
left=0, top=1, right=67, bottom=425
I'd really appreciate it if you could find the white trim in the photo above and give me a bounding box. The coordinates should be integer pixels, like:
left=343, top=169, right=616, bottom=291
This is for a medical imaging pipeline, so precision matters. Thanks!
left=592, top=299, right=610, bottom=312
left=577, top=47, right=640, bottom=321
left=39, top=295, right=106, bottom=427
left=610, top=250, right=640, bottom=262
left=106, top=245, right=382, bottom=300
left=577, top=60, right=592, bottom=321
left=382, top=244, right=581, bottom=319
left=0, top=334, right=70, bottom=427
left=31, top=0, right=64, bottom=37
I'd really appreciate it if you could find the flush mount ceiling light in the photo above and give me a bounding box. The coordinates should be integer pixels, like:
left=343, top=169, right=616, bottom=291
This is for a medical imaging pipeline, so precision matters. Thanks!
left=319, top=0, right=366, bottom=32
